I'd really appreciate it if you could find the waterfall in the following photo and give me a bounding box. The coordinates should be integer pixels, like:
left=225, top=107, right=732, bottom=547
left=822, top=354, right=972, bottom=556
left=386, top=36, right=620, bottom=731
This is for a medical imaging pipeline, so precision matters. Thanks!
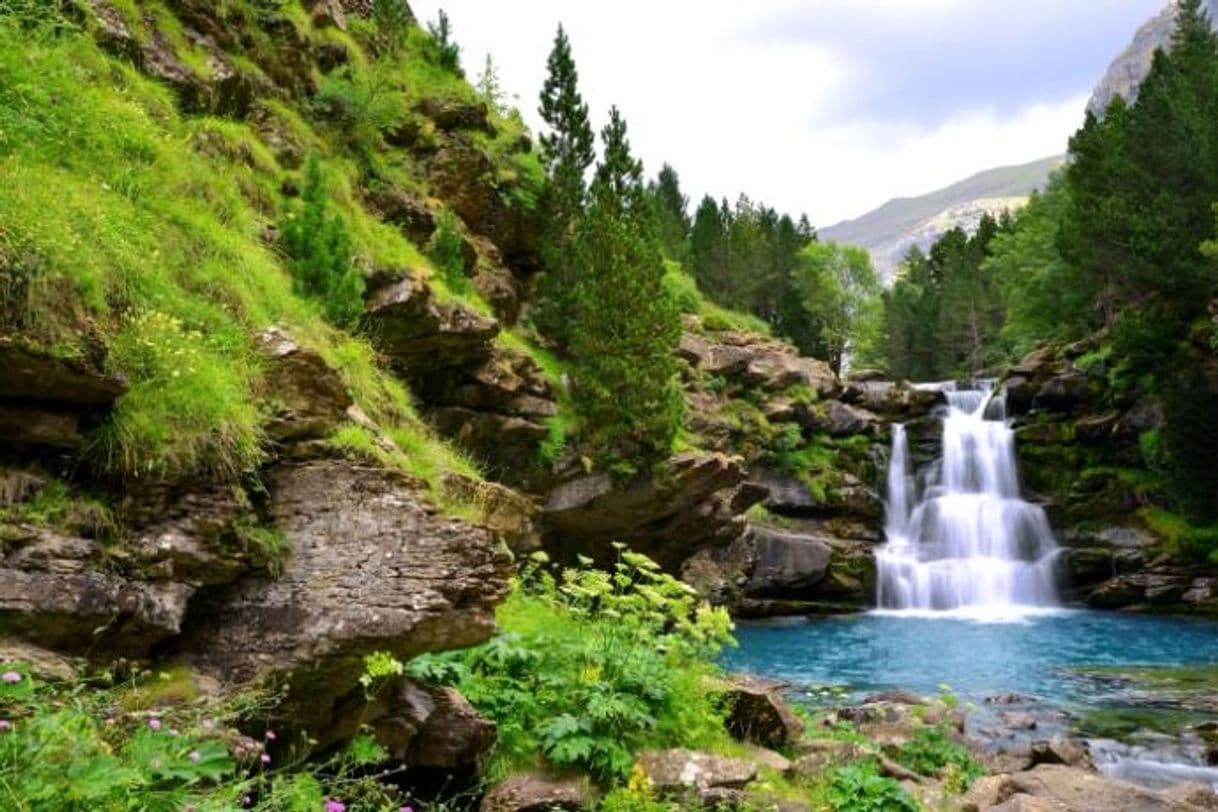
left=875, top=384, right=1061, bottom=617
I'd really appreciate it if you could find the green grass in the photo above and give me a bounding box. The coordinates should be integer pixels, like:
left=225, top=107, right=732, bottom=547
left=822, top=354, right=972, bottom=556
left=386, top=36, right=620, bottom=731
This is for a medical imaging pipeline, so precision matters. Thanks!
left=662, top=261, right=773, bottom=336
left=0, top=19, right=496, bottom=518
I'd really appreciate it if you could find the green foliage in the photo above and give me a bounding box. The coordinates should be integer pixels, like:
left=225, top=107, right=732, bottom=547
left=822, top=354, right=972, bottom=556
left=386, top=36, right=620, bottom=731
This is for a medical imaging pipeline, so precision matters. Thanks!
left=425, top=9, right=462, bottom=76
left=792, top=241, right=882, bottom=373
left=688, top=195, right=816, bottom=349
left=0, top=0, right=78, bottom=34
left=0, top=662, right=420, bottom=811
left=279, top=155, right=365, bottom=327
left=408, top=550, right=736, bottom=781
left=883, top=213, right=1012, bottom=380
left=894, top=726, right=985, bottom=792
left=425, top=207, right=471, bottom=294
left=533, top=23, right=596, bottom=349
left=315, top=62, right=407, bottom=163
left=820, top=761, right=918, bottom=812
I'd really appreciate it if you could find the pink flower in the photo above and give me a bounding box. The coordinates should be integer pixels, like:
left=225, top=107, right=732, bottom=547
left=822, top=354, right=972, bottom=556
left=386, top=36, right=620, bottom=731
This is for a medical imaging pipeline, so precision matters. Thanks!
left=147, top=718, right=162, bottom=731
left=323, top=800, right=346, bottom=812
left=401, top=807, right=414, bottom=812
left=260, top=753, right=272, bottom=765
left=189, top=750, right=201, bottom=763
left=242, top=795, right=252, bottom=807
left=0, top=720, right=11, bottom=732
left=1, top=672, right=21, bottom=684
left=264, top=729, right=277, bottom=741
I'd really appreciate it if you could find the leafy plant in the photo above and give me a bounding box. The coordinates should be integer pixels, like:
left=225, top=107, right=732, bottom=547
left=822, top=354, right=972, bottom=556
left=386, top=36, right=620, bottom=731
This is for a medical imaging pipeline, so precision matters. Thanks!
left=821, top=761, right=918, bottom=812
left=893, top=725, right=984, bottom=792
left=408, top=549, right=735, bottom=781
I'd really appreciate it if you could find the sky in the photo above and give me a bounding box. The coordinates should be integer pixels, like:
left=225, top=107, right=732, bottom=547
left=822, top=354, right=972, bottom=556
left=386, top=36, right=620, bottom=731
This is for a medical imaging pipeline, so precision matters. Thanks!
left=409, top=0, right=1166, bottom=227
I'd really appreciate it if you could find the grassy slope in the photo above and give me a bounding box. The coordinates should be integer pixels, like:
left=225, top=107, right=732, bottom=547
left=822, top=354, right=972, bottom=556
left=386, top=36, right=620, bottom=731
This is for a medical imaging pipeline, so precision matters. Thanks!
left=0, top=6, right=522, bottom=515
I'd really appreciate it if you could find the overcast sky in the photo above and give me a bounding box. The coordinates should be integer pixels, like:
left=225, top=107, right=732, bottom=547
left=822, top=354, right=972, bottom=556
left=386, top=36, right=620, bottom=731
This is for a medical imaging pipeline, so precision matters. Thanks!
left=409, top=0, right=1164, bottom=227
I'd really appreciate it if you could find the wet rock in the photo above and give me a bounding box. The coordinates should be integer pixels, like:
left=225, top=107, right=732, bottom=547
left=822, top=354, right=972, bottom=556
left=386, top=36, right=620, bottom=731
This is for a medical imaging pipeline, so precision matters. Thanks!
left=479, top=773, right=592, bottom=812
left=1006, top=764, right=1214, bottom=811
left=1029, top=737, right=1092, bottom=769
left=724, top=675, right=806, bottom=748
left=364, top=273, right=499, bottom=377
left=178, top=460, right=511, bottom=733
left=751, top=468, right=818, bottom=515
left=258, top=328, right=352, bottom=442
left=1035, top=372, right=1092, bottom=412
left=638, top=748, right=758, bottom=793
left=543, top=453, right=756, bottom=569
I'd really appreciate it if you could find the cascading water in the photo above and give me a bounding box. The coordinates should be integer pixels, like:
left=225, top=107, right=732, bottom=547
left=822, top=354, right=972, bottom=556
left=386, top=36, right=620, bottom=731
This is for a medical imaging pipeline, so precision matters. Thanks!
left=875, top=384, right=1061, bottom=617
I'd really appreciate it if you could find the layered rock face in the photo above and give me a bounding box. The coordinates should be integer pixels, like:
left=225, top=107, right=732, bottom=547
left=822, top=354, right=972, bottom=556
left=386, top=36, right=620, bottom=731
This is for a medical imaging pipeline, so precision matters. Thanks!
left=1002, top=341, right=1218, bottom=614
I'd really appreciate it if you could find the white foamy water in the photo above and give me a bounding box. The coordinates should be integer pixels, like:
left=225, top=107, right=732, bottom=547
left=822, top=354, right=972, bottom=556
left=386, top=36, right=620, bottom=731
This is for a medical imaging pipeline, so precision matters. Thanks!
left=875, top=384, right=1061, bottom=620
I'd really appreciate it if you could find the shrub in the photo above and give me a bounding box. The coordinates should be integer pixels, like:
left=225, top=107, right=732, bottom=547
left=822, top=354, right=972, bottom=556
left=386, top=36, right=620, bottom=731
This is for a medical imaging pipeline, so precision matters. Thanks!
left=425, top=208, right=471, bottom=293
left=893, top=725, right=985, bottom=792
left=820, top=761, right=918, bottom=812
left=408, top=549, right=736, bottom=781
left=280, top=155, right=365, bottom=327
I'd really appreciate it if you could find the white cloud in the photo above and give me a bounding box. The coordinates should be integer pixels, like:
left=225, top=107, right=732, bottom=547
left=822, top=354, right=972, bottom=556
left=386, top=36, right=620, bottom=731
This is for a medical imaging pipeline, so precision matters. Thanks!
left=410, top=1, right=1099, bottom=225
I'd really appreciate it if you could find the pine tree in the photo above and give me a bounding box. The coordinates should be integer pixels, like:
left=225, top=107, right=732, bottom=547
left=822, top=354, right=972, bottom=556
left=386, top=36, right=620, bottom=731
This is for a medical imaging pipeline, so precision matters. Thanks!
left=647, top=164, right=691, bottom=261
left=569, top=110, right=684, bottom=466
left=475, top=53, right=503, bottom=113
left=534, top=24, right=596, bottom=348
left=426, top=10, right=462, bottom=75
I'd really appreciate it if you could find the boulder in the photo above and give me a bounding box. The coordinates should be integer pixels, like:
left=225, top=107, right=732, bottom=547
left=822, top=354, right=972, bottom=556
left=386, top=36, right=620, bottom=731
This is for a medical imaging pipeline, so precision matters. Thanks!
left=1035, top=372, right=1092, bottom=413
left=417, top=98, right=494, bottom=135
left=723, top=675, right=806, bottom=748
left=363, top=273, right=499, bottom=377
left=637, top=748, right=758, bottom=793
left=961, top=774, right=1016, bottom=811
left=745, top=527, right=833, bottom=598
left=1006, top=764, right=1218, bottom=811
left=750, top=469, right=818, bottom=515
left=1029, top=737, right=1093, bottom=770
left=368, top=187, right=438, bottom=247
left=367, top=681, right=496, bottom=769
left=789, top=740, right=868, bottom=779
left=543, top=453, right=758, bottom=569
left=178, top=460, right=512, bottom=733
left=480, top=773, right=593, bottom=812
left=257, top=327, right=352, bottom=442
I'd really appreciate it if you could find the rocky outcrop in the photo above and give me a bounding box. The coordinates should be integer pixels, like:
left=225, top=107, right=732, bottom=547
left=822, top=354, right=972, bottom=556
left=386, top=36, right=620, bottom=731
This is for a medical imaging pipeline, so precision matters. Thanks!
left=637, top=748, right=758, bottom=806
left=679, top=330, right=840, bottom=399
left=258, top=328, right=352, bottom=442
left=542, top=452, right=761, bottom=569
left=364, top=273, right=499, bottom=378
left=0, top=336, right=127, bottom=449
left=177, top=460, right=511, bottom=732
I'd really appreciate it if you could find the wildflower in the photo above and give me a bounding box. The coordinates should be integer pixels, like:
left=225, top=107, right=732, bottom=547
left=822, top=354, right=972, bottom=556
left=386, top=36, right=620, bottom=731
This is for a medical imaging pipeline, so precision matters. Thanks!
left=1, top=671, right=21, bottom=684
left=189, top=750, right=201, bottom=763
left=148, top=718, right=162, bottom=731
left=400, top=807, right=414, bottom=812
left=242, top=795, right=252, bottom=807
left=0, top=720, right=11, bottom=732
left=260, top=753, right=272, bottom=765
left=323, top=800, right=346, bottom=812
left=264, top=729, right=277, bottom=741
left=202, top=718, right=215, bottom=731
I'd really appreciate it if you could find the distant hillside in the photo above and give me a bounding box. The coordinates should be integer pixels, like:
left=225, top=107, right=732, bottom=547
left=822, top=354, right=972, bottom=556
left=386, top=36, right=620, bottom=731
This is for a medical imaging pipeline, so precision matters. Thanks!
left=1088, top=0, right=1218, bottom=116
left=819, top=155, right=1064, bottom=282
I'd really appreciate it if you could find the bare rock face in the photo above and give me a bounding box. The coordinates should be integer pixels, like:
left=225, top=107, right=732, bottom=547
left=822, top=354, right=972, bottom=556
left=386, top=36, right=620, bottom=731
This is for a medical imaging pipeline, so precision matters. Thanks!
left=257, top=328, right=353, bottom=442
left=542, top=452, right=761, bottom=569
left=364, top=273, right=499, bottom=377
left=178, top=460, right=512, bottom=732
left=480, top=773, right=593, bottom=812
left=0, top=527, right=193, bottom=656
